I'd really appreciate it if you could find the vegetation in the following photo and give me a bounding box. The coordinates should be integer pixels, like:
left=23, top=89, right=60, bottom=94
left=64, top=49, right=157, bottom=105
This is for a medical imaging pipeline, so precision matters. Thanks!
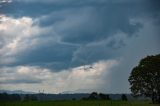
left=0, top=100, right=159, bottom=106
left=23, top=94, right=38, bottom=101
left=82, top=92, right=111, bottom=100
left=0, top=93, right=21, bottom=101
left=128, top=54, right=160, bottom=104
left=99, top=93, right=111, bottom=100
left=121, top=94, right=128, bottom=101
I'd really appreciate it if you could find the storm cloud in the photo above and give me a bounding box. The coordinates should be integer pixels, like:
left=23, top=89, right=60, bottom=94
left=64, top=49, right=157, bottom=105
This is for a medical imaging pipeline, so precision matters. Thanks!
left=0, top=0, right=160, bottom=93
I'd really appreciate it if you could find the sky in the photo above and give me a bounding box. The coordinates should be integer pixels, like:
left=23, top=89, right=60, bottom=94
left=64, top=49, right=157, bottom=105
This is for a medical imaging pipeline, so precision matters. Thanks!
left=0, top=0, right=159, bottom=94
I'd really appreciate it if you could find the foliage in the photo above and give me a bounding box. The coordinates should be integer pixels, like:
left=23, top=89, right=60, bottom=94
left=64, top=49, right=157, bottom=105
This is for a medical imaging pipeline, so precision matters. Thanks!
left=121, top=94, right=128, bottom=101
left=82, top=92, right=111, bottom=100
left=88, top=92, right=98, bottom=100
left=0, top=93, right=21, bottom=101
left=99, top=93, right=107, bottom=100
left=128, top=54, right=160, bottom=103
left=23, top=94, right=38, bottom=101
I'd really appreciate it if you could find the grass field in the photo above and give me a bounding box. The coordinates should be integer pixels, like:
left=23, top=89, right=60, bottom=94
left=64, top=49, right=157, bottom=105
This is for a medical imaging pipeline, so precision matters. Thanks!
left=0, top=100, right=160, bottom=106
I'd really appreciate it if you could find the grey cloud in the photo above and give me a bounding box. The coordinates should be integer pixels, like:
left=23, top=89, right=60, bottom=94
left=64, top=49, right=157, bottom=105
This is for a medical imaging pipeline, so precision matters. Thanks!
left=0, top=0, right=160, bottom=93
left=71, top=44, right=120, bottom=67
left=0, top=0, right=159, bottom=71
left=35, top=3, right=144, bottom=45
left=9, top=42, right=77, bottom=70
left=103, top=25, right=160, bottom=93
left=1, top=0, right=159, bottom=18
left=58, top=6, right=142, bottom=44
left=0, top=79, right=42, bottom=84
left=0, top=66, right=50, bottom=84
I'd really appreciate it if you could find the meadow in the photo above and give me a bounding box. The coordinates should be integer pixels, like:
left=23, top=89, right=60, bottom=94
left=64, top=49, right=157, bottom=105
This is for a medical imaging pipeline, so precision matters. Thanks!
left=1, top=100, right=160, bottom=106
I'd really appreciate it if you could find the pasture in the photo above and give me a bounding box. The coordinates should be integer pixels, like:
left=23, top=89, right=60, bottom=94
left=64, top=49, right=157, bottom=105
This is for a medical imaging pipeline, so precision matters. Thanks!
left=0, top=100, right=159, bottom=106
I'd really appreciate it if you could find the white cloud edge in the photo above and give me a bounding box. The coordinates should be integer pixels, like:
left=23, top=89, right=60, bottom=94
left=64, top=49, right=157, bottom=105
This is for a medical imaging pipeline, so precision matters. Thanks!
left=0, top=59, right=119, bottom=93
left=0, top=15, right=54, bottom=64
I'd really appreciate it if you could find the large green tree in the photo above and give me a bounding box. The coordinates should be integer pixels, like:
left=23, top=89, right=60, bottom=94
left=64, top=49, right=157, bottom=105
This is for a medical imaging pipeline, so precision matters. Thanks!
left=128, top=54, right=160, bottom=103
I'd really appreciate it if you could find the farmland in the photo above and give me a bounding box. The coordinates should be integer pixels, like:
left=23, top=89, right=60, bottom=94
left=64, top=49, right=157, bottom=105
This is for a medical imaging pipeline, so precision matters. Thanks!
left=1, top=100, right=159, bottom=106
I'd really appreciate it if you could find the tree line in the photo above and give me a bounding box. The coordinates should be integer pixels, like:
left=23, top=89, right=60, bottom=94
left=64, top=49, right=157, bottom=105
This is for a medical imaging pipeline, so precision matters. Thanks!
left=0, top=92, right=128, bottom=102
left=0, top=93, right=37, bottom=102
left=82, top=92, right=128, bottom=101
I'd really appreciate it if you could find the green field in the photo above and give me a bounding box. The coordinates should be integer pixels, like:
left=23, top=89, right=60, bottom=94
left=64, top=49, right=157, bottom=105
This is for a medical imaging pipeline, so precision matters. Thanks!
left=1, top=100, right=160, bottom=106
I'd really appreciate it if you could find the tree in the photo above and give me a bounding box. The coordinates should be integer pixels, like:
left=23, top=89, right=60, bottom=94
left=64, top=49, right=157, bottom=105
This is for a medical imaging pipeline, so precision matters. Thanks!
left=128, top=54, right=160, bottom=103
left=88, top=92, right=98, bottom=100
left=99, top=93, right=107, bottom=100
left=0, top=93, right=9, bottom=101
left=23, top=94, right=37, bottom=101
left=99, top=93, right=111, bottom=100
left=23, top=94, right=30, bottom=101
left=121, top=94, right=128, bottom=101
left=0, top=93, right=21, bottom=101
left=106, top=94, right=111, bottom=100
left=10, top=94, right=21, bottom=101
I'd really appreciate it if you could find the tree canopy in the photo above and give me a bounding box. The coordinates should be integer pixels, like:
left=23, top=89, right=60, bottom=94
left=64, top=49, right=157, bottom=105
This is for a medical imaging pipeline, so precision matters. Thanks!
left=128, top=54, right=160, bottom=103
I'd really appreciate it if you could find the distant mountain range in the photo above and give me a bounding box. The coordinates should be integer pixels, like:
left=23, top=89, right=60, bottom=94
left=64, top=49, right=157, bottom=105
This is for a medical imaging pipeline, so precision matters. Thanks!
left=0, top=90, right=149, bottom=101
left=0, top=90, right=36, bottom=94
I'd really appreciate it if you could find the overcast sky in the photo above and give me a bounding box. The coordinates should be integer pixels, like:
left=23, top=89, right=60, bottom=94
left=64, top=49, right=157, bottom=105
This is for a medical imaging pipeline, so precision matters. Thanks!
left=0, top=0, right=159, bottom=93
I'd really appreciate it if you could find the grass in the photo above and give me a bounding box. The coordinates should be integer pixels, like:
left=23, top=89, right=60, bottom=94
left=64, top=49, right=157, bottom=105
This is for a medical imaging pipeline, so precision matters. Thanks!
left=0, top=100, right=160, bottom=106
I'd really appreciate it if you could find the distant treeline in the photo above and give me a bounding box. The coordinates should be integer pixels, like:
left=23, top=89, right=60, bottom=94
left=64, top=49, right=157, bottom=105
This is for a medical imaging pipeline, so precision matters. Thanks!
left=0, top=93, right=37, bottom=101
left=0, top=93, right=21, bottom=101
left=0, top=92, right=129, bottom=102
left=82, top=92, right=127, bottom=101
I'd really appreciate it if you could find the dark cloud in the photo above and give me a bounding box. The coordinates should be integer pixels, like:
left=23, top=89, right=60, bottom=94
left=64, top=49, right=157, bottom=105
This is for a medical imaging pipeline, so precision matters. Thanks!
left=59, top=5, right=143, bottom=44
left=17, top=43, right=77, bottom=70
left=0, top=41, right=78, bottom=71
left=0, top=79, right=42, bottom=84
left=0, top=0, right=160, bottom=93
left=1, top=0, right=160, bottom=71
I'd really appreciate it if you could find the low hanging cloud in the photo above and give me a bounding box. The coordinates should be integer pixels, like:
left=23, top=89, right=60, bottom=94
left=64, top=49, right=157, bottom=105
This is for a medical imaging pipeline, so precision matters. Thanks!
left=0, top=65, right=51, bottom=84
left=0, top=60, right=119, bottom=93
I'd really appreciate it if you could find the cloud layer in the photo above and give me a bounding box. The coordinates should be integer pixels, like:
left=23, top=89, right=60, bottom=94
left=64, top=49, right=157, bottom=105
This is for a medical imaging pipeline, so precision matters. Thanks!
left=0, top=0, right=160, bottom=93
left=0, top=60, right=119, bottom=93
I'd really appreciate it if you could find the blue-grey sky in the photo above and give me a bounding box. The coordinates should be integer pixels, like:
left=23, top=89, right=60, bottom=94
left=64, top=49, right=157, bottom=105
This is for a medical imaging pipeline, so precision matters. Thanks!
left=0, top=0, right=159, bottom=93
